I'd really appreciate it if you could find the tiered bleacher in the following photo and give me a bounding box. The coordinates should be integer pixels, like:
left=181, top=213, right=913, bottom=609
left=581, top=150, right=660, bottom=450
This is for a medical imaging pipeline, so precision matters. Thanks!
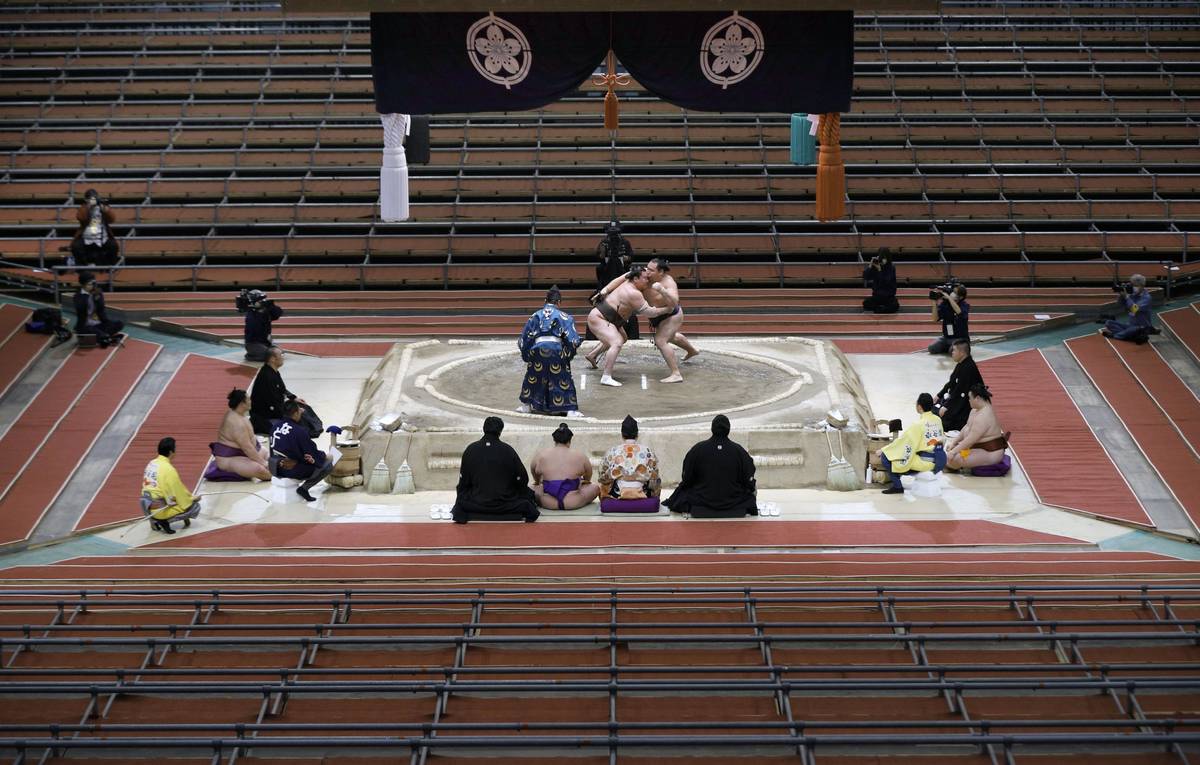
left=0, top=0, right=1197, bottom=291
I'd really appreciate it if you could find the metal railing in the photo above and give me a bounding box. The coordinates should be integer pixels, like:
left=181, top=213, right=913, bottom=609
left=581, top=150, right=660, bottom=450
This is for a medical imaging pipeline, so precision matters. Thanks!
left=1, top=584, right=1198, bottom=764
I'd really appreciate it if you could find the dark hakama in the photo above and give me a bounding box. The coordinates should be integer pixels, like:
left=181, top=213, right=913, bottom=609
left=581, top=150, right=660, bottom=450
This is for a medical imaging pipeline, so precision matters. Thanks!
left=452, top=436, right=540, bottom=523
left=664, top=435, right=758, bottom=518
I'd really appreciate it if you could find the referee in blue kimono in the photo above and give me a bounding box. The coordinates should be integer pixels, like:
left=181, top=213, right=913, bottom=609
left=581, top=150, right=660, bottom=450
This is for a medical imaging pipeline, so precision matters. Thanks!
left=517, top=286, right=584, bottom=417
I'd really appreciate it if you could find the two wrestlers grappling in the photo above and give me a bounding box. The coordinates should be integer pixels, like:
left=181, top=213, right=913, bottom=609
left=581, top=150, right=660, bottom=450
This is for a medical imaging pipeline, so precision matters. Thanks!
left=585, top=258, right=699, bottom=386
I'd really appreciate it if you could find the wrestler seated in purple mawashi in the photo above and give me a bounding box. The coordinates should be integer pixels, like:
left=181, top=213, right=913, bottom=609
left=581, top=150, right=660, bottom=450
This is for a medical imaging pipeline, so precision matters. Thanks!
left=530, top=424, right=600, bottom=511
left=210, top=389, right=271, bottom=481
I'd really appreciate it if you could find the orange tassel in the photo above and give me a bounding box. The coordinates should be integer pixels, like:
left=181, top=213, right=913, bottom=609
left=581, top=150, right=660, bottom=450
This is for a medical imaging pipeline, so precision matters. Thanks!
left=604, top=88, right=618, bottom=131
left=815, top=112, right=845, bottom=222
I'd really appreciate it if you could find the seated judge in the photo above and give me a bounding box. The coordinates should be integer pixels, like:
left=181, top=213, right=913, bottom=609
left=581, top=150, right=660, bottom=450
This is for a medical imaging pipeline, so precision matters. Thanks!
left=211, top=388, right=271, bottom=481
left=945, top=384, right=1010, bottom=472
left=530, top=423, right=600, bottom=511
left=664, top=414, right=757, bottom=518
left=452, top=416, right=540, bottom=523
left=250, top=347, right=322, bottom=438
left=597, top=415, right=661, bottom=512
left=269, top=400, right=333, bottom=503
left=876, top=393, right=945, bottom=495
left=934, top=339, right=983, bottom=432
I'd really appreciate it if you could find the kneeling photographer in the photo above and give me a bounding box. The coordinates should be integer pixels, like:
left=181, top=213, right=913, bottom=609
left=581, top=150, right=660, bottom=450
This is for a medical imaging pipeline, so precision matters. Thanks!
left=928, top=281, right=970, bottom=355
left=238, top=289, right=283, bottom=361
left=862, top=248, right=899, bottom=314
left=1101, top=273, right=1155, bottom=344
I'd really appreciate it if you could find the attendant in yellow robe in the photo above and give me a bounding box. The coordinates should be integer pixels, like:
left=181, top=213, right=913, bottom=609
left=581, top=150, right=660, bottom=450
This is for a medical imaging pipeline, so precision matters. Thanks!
left=877, top=393, right=945, bottom=495
left=141, top=437, right=201, bottom=534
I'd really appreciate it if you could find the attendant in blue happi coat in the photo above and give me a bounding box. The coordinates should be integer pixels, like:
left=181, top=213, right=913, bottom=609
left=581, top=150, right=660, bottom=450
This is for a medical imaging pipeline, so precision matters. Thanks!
left=517, top=285, right=584, bottom=418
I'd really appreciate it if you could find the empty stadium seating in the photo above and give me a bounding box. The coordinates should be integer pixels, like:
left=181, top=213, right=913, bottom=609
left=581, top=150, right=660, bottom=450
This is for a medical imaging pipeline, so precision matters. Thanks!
left=0, top=1, right=1197, bottom=289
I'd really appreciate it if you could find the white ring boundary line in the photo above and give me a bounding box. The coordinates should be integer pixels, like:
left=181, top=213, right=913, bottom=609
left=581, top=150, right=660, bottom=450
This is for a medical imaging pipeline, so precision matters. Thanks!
left=1065, top=336, right=1200, bottom=537
left=419, top=345, right=807, bottom=425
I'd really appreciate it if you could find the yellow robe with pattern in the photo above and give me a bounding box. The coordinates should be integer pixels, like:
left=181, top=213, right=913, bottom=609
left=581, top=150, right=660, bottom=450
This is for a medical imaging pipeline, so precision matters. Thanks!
left=881, top=411, right=944, bottom=474
left=142, top=455, right=195, bottom=520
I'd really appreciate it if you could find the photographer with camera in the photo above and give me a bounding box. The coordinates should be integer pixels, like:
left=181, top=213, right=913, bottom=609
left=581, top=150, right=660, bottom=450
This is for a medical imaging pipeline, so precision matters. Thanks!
left=69, top=189, right=119, bottom=267
left=862, top=248, right=899, bottom=314
left=1101, top=274, right=1155, bottom=344
left=589, top=221, right=639, bottom=342
left=238, top=289, right=283, bottom=362
left=927, top=282, right=970, bottom=355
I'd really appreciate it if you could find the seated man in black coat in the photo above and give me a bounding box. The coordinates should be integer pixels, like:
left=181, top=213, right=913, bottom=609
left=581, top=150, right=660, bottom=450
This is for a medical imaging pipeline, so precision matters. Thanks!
left=72, top=271, right=124, bottom=346
left=664, top=415, right=758, bottom=518
left=452, top=416, right=540, bottom=524
left=934, top=339, right=984, bottom=432
left=249, top=347, right=322, bottom=438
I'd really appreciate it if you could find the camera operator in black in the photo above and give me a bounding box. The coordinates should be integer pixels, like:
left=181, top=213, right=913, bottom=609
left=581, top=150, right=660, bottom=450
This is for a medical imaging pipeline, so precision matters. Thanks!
left=70, top=189, right=119, bottom=267
left=588, top=221, right=639, bottom=342
left=862, top=248, right=899, bottom=314
left=928, top=282, right=970, bottom=355
left=239, top=289, right=283, bottom=362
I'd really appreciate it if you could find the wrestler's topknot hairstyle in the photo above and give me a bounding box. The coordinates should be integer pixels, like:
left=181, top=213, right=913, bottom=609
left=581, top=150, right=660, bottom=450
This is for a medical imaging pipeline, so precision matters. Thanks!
left=545, top=285, right=562, bottom=304
left=621, top=414, right=638, bottom=439
left=917, top=392, right=935, bottom=411
left=650, top=257, right=670, bottom=272
left=227, top=388, right=248, bottom=409
left=969, top=383, right=992, bottom=403
left=552, top=423, right=573, bottom=444
left=283, top=399, right=302, bottom=416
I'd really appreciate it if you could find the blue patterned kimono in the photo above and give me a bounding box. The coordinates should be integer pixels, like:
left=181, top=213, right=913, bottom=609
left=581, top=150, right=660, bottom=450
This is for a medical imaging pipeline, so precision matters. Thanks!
left=519, top=303, right=582, bottom=413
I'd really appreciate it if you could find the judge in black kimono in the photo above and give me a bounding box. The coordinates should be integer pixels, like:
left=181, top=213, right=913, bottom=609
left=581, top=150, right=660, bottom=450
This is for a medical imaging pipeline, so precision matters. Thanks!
left=451, top=417, right=540, bottom=524
left=934, top=339, right=984, bottom=432
left=250, top=347, right=323, bottom=438
left=663, top=415, right=758, bottom=518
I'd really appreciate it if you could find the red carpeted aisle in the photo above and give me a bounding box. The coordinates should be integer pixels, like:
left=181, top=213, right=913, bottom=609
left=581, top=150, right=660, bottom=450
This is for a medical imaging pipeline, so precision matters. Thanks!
left=142, top=519, right=1082, bottom=551
left=1108, top=337, right=1200, bottom=449
left=1, top=551, right=1194, bottom=582
left=0, top=304, right=49, bottom=398
left=0, top=347, right=109, bottom=498
left=831, top=339, right=932, bottom=354
left=0, top=340, right=160, bottom=546
left=1161, top=303, right=1200, bottom=364
left=73, top=353, right=255, bottom=533
left=1067, top=334, right=1200, bottom=533
left=279, top=341, right=396, bottom=358
left=979, top=349, right=1152, bottom=527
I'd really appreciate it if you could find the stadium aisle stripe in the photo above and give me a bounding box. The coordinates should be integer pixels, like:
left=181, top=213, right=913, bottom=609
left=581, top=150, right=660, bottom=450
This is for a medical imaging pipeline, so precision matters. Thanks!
left=1067, top=334, right=1200, bottom=535
left=0, top=339, right=160, bottom=546
left=1161, top=304, right=1200, bottom=365
left=73, top=353, right=255, bottom=533
left=0, top=306, right=49, bottom=399
left=979, top=349, right=1153, bottom=528
left=0, top=346, right=110, bottom=500
left=1108, top=337, right=1200, bottom=453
